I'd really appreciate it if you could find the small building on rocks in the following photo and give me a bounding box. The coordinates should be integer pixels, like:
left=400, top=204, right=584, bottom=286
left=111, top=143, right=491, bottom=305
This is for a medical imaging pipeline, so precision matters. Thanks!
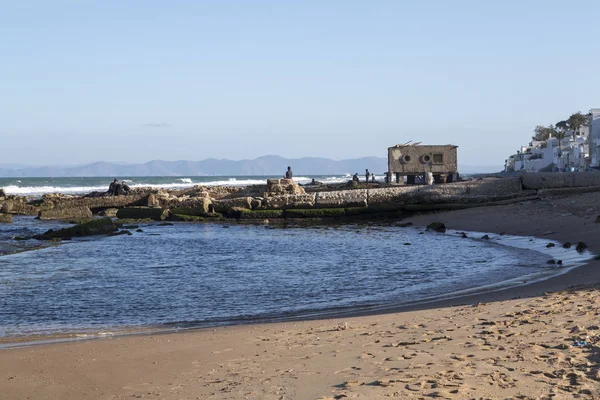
left=387, top=144, right=459, bottom=184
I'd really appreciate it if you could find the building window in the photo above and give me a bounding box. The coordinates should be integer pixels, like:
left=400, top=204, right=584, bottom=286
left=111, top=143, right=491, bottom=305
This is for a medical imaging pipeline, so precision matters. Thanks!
left=433, top=154, right=444, bottom=164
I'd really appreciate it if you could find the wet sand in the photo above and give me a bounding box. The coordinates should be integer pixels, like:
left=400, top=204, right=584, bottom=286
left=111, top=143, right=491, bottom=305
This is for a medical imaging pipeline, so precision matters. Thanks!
left=1, top=192, right=600, bottom=399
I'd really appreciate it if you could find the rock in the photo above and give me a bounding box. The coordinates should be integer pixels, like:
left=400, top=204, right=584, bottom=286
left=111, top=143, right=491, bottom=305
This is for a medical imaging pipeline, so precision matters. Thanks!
left=315, top=190, right=367, bottom=208
left=563, top=242, right=572, bottom=249
left=264, top=194, right=316, bottom=209
left=147, top=193, right=160, bottom=207
left=165, top=197, right=212, bottom=215
left=234, top=209, right=284, bottom=220
left=99, top=208, right=119, bottom=217
left=265, top=178, right=305, bottom=196
left=546, top=243, right=555, bottom=248
left=33, top=218, right=118, bottom=240
left=116, top=207, right=171, bottom=221
left=170, top=214, right=205, bottom=222
left=212, top=197, right=253, bottom=213
left=0, top=213, right=12, bottom=223
left=136, top=229, right=143, bottom=232
left=285, top=208, right=346, bottom=218
left=481, top=234, right=490, bottom=240
left=596, top=216, right=600, bottom=224
left=576, top=242, right=588, bottom=253
left=250, top=198, right=262, bottom=210
left=37, top=206, right=93, bottom=221
left=0, top=188, right=6, bottom=199
left=426, top=222, right=446, bottom=233
left=461, top=232, right=468, bottom=238
left=108, top=230, right=132, bottom=236
left=547, top=260, right=556, bottom=265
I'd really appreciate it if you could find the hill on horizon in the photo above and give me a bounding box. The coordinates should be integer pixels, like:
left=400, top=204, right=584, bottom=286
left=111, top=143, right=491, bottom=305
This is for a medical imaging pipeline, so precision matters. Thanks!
left=0, top=155, right=501, bottom=177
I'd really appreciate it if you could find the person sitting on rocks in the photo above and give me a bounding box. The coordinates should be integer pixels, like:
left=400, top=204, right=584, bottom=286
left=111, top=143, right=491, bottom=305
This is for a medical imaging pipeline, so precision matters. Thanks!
left=352, top=173, right=359, bottom=183
left=285, top=166, right=293, bottom=179
left=371, top=172, right=376, bottom=183
left=121, top=181, right=131, bottom=195
left=112, top=181, right=122, bottom=196
left=107, top=179, right=118, bottom=195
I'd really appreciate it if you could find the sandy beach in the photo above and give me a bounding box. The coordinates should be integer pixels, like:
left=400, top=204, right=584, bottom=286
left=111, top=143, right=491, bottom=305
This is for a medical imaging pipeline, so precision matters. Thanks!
left=2, top=191, right=600, bottom=399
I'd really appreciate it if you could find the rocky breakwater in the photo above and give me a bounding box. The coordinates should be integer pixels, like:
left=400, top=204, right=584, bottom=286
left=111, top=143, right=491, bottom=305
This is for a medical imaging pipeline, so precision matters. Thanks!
left=0, top=189, right=156, bottom=221
left=6, top=172, right=600, bottom=225
left=215, top=176, right=533, bottom=220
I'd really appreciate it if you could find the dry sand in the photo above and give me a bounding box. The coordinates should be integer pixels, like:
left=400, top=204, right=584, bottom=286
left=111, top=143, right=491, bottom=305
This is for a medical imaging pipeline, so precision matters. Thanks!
left=2, top=192, right=600, bottom=400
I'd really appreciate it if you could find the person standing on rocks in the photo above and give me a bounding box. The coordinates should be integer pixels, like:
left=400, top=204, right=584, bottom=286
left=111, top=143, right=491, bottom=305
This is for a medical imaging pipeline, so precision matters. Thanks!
left=365, top=169, right=370, bottom=183
left=285, top=166, right=293, bottom=179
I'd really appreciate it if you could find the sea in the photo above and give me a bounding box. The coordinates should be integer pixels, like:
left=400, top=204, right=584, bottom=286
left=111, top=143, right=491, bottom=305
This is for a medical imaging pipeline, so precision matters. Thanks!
left=0, top=175, right=354, bottom=197
left=0, top=176, right=594, bottom=346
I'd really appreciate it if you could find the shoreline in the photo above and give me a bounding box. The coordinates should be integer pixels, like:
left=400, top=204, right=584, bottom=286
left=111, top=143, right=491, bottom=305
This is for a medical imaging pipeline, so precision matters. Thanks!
left=0, top=225, right=592, bottom=349
left=1, top=191, right=600, bottom=399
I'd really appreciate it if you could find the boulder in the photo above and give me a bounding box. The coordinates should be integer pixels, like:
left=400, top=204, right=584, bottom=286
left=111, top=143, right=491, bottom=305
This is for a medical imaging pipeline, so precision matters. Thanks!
left=0, top=201, right=11, bottom=213
left=576, top=242, right=588, bottom=253
left=116, top=207, right=171, bottom=221
left=0, top=200, right=39, bottom=215
left=168, top=197, right=212, bottom=215
left=33, top=218, right=118, bottom=240
left=265, top=178, right=305, bottom=196
left=0, top=188, right=6, bottom=199
left=38, top=206, right=93, bottom=221
left=0, top=213, right=12, bottom=223
left=99, top=208, right=119, bottom=217
left=426, top=222, right=446, bottom=233
left=146, top=193, right=160, bottom=208
left=212, top=197, right=253, bottom=213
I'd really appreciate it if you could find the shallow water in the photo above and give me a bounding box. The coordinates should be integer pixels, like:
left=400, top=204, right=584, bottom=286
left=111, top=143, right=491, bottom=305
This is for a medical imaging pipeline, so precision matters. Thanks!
left=0, top=217, right=588, bottom=342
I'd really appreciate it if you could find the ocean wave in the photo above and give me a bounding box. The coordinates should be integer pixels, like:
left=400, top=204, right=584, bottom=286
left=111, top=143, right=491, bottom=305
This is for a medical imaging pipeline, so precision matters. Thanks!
left=2, top=175, right=357, bottom=196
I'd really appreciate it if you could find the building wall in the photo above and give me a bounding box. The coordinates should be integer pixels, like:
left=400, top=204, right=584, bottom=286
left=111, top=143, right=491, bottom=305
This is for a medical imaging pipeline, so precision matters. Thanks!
left=591, top=109, right=600, bottom=167
left=388, top=145, right=458, bottom=175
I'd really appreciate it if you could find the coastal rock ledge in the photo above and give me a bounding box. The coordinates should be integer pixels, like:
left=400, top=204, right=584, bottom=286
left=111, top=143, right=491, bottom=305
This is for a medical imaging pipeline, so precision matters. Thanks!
left=2, top=172, right=600, bottom=222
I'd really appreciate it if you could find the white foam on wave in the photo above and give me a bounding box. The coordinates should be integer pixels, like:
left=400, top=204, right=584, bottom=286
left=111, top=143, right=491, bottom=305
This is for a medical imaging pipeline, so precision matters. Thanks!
left=3, top=185, right=109, bottom=196
left=3, top=176, right=355, bottom=196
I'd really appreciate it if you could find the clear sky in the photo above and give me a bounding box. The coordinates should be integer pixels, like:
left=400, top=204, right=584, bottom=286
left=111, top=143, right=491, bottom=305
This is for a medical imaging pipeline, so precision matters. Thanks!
left=2, top=0, right=599, bottom=167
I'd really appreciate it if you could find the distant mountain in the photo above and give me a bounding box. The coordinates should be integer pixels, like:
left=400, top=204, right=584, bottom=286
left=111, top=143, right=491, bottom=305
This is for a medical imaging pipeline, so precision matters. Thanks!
left=0, top=156, right=500, bottom=177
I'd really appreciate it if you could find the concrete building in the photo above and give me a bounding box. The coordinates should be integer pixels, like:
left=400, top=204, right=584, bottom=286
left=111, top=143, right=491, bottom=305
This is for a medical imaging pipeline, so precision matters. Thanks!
left=387, top=144, right=458, bottom=184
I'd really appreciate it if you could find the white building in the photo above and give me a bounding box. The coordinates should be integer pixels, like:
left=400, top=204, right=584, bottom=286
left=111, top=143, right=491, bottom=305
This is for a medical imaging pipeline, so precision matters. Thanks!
left=590, top=109, right=600, bottom=168
left=505, top=123, right=591, bottom=172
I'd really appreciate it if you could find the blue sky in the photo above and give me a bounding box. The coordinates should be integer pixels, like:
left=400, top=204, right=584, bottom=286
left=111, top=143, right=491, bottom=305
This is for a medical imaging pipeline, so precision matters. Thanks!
left=2, top=1, right=599, bottom=167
